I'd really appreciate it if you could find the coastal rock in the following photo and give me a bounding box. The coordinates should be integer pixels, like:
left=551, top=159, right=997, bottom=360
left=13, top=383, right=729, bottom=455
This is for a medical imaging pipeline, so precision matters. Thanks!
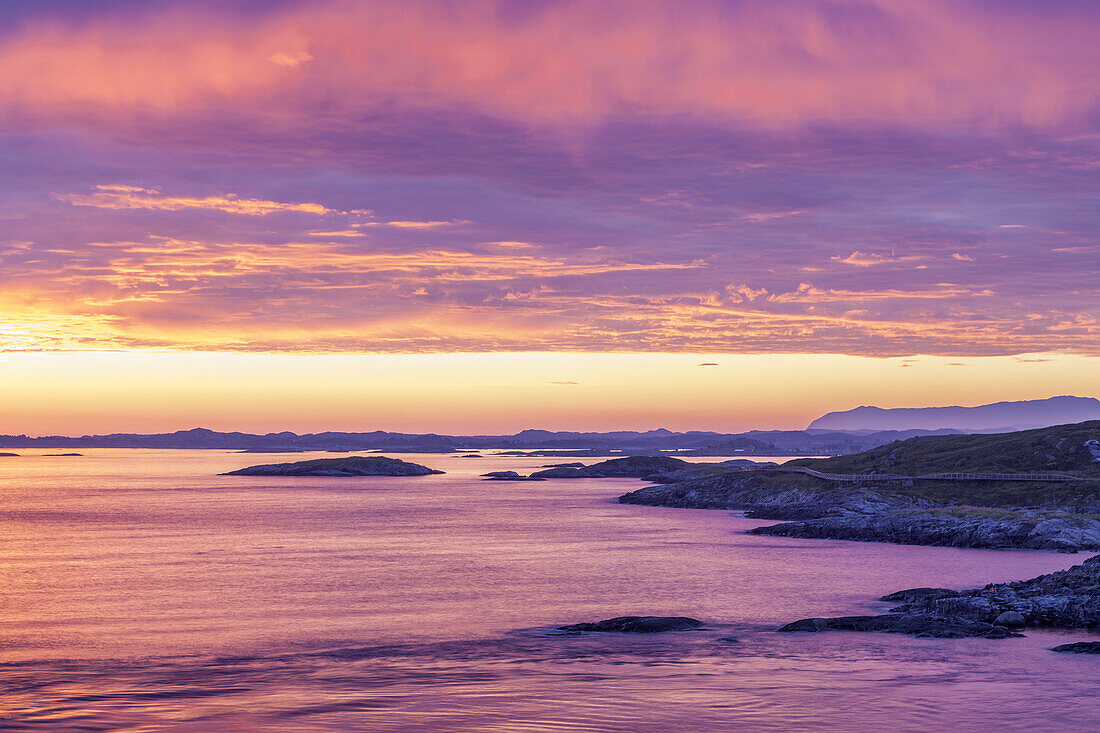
left=481, top=471, right=546, bottom=481
left=531, top=456, right=695, bottom=480
left=530, top=466, right=601, bottom=479
left=223, top=456, right=443, bottom=477
left=556, top=616, right=704, bottom=634
left=1051, top=641, right=1100, bottom=653
left=44, top=452, right=83, bottom=457
left=880, top=588, right=960, bottom=603
left=779, top=614, right=1020, bottom=639
left=585, top=456, right=692, bottom=477
left=0, top=452, right=18, bottom=457
left=995, top=611, right=1027, bottom=628
left=749, top=512, right=1100, bottom=553
left=881, top=556, right=1100, bottom=630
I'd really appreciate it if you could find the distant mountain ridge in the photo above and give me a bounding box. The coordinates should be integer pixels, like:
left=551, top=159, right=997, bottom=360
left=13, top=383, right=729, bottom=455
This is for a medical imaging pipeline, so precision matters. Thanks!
left=807, top=396, right=1100, bottom=432
left=0, top=425, right=967, bottom=457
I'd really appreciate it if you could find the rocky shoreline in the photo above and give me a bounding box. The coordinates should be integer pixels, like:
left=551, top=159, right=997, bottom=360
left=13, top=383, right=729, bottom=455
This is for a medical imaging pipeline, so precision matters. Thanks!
left=617, top=472, right=1100, bottom=553
left=781, top=555, right=1100, bottom=648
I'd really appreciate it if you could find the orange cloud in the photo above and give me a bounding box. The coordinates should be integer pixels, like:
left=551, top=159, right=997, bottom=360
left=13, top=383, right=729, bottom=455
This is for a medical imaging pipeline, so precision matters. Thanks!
left=831, top=251, right=925, bottom=267
left=59, top=185, right=336, bottom=216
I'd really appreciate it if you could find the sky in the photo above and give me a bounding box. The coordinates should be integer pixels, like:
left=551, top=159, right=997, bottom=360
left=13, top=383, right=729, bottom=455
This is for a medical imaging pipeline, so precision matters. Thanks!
left=0, top=0, right=1097, bottom=433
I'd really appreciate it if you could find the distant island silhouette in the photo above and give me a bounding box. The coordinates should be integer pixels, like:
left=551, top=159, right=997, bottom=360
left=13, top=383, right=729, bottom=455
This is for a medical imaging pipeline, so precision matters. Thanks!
left=2, top=396, right=1095, bottom=457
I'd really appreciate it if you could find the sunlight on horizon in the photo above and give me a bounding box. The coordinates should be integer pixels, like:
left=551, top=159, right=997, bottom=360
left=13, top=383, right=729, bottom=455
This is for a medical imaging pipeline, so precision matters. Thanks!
left=1, top=350, right=1096, bottom=435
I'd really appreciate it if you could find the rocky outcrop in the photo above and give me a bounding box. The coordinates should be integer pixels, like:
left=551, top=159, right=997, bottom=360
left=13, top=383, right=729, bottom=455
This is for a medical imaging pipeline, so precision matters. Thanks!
left=481, top=471, right=546, bottom=481
left=0, top=452, right=18, bottom=457
left=556, top=616, right=704, bottom=633
left=223, top=456, right=443, bottom=477
left=531, top=455, right=695, bottom=480
left=1051, top=641, right=1100, bottom=653
left=619, top=472, right=925, bottom=517
left=779, top=614, right=1020, bottom=639
left=885, top=555, right=1100, bottom=629
left=780, top=556, right=1100, bottom=644
left=749, top=512, right=1100, bottom=552
left=531, top=466, right=596, bottom=479
left=616, top=467, right=1100, bottom=552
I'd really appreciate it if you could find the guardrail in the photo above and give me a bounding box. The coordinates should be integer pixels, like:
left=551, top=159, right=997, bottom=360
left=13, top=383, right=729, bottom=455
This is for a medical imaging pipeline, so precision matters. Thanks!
left=748, top=465, right=1095, bottom=483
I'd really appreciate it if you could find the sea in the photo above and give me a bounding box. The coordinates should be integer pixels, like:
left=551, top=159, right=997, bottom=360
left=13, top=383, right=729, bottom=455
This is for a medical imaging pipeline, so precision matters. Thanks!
left=1, top=450, right=1097, bottom=731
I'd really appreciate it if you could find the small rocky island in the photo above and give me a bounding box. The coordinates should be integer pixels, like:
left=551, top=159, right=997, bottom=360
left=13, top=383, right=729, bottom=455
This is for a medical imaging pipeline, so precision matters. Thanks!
left=223, top=455, right=443, bottom=477
left=555, top=616, right=704, bottom=634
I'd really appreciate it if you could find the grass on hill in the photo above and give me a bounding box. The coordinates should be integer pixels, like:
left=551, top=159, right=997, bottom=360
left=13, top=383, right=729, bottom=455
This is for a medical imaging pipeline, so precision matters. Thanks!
left=786, top=420, right=1100, bottom=478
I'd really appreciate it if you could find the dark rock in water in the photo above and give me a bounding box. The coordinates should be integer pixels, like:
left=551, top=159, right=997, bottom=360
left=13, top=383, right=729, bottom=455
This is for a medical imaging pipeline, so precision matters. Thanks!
left=530, top=456, right=698, bottom=480
left=995, top=611, right=1027, bottom=628
left=480, top=470, right=546, bottom=481
left=585, top=456, right=691, bottom=477
left=556, top=616, right=704, bottom=634
left=749, top=512, right=1100, bottom=553
left=530, top=466, right=602, bottom=479
left=541, top=462, right=586, bottom=468
left=888, top=555, right=1100, bottom=629
left=44, top=452, right=83, bottom=457
left=1051, top=641, right=1100, bottom=653
left=0, top=452, right=19, bottom=457
left=223, top=456, right=443, bottom=477
left=881, top=588, right=960, bottom=603
left=779, top=614, right=1020, bottom=639
left=459, top=454, right=483, bottom=458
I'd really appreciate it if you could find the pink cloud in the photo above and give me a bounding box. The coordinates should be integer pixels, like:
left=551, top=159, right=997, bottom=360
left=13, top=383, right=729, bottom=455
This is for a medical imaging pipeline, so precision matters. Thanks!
left=1, top=1, right=1097, bottom=132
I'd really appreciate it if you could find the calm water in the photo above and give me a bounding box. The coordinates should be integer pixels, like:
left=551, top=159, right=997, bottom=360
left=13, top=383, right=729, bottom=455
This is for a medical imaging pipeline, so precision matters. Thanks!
left=1, top=450, right=1097, bottom=731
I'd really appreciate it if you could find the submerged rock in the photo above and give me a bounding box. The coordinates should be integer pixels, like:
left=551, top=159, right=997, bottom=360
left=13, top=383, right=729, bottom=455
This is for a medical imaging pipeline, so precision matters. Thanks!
left=556, top=616, right=704, bottom=634
left=223, top=456, right=443, bottom=477
left=1051, top=641, right=1100, bottom=653
left=880, top=588, right=960, bottom=603
left=779, top=614, right=1020, bottom=639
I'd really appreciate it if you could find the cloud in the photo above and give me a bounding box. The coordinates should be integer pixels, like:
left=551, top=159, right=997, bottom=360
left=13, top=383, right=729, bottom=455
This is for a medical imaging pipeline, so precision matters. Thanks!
left=832, top=251, right=925, bottom=267
left=697, top=362, right=719, bottom=366
left=548, top=380, right=579, bottom=385
left=360, top=220, right=466, bottom=229
left=309, top=230, right=364, bottom=237
left=59, top=185, right=336, bottom=216
left=1, top=1, right=1098, bottom=132
left=0, top=2, right=1097, bottom=360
